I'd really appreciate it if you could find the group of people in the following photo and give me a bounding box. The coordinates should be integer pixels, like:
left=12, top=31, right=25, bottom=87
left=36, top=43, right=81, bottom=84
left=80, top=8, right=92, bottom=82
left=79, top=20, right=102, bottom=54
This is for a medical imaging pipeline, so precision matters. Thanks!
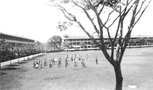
left=33, top=54, right=99, bottom=69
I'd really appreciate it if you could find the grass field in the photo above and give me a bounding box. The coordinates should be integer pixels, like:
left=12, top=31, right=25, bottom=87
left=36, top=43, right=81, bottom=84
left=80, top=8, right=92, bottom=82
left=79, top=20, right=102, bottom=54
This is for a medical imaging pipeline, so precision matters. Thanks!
left=0, top=47, right=153, bottom=90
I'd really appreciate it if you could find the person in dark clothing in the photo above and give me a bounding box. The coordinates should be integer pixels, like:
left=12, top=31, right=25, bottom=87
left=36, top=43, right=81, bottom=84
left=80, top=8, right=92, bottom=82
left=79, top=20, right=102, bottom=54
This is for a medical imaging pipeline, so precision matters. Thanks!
left=33, top=59, right=36, bottom=68
left=49, top=59, right=53, bottom=68
left=95, top=57, right=98, bottom=65
left=74, top=59, right=78, bottom=67
left=58, top=58, right=62, bottom=68
left=65, top=58, right=69, bottom=67
left=44, top=59, right=47, bottom=66
left=81, top=58, right=86, bottom=68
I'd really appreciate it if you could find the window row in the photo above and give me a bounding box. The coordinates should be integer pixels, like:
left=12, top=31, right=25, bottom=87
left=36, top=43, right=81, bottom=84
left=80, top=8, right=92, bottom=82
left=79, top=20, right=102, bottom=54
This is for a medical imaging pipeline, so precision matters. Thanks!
left=0, top=34, right=34, bottom=42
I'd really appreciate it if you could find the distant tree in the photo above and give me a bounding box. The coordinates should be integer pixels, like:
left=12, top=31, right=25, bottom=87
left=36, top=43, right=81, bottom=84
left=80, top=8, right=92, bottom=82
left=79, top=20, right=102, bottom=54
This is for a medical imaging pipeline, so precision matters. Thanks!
left=0, top=39, right=6, bottom=68
left=50, top=0, right=151, bottom=90
left=0, top=39, right=13, bottom=65
left=13, top=43, right=22, bottom=63
left=146, top=38, right=153, bottom=45
left=128, top=39, right=135, bottom=47
left=48, top=35, right=62, bottom=51
left=134, top=38, right=147, bottom=47
left=63, top=41, right=73, bottom=49
left=34, top=41, right=45, bottom=53
left=140, top=38, right=147, bottom=45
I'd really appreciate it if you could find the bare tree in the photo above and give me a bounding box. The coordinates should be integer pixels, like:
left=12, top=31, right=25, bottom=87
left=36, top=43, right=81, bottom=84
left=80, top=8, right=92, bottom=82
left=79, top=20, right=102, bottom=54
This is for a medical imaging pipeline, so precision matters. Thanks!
left=49, top=0, right=151, bottom=90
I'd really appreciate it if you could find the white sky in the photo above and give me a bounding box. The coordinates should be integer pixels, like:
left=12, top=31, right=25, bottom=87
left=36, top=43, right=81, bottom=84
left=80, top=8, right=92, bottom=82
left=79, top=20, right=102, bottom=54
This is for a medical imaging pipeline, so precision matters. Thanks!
left=0, top=0, right=153, bottom=43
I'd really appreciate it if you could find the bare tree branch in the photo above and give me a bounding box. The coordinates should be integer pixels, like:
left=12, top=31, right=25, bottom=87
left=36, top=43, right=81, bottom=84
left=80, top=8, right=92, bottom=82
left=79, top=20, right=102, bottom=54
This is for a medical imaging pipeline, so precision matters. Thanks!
left=57, top=4, right=77, bottom=21
left=119, top=0, right=151, bottom=64
left=72, top=1, right=100, bottom=34
left=119, top=30, right=132, bottom=64
left=104, top=9, right=115, bottom=25
left=76, top=21, right=100, bottom=47
left=108, top=0, right=133, bottom=28
left=134, top=0, right=146, bottom=17
left=98, top=1, right=105, bottom=15
left=133, top=0, right=152, bottom=27
left=88, top=1, right=115, bottom=66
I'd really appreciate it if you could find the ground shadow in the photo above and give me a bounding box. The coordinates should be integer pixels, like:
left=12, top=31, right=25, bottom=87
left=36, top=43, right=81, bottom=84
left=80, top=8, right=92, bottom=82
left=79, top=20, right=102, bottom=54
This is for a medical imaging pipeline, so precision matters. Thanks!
left=73, top=68, right=83, bottom=71
left=0, top=72, right=7, bottom=76
left=0, top=66, right=20, bottom=71
left=9, top=64, right=20, bottom=66
left=27, top=58, right=34, bottom=62
left=18, top=61, right=29, bottom=64
left=44, top=75, right=65, bottom=81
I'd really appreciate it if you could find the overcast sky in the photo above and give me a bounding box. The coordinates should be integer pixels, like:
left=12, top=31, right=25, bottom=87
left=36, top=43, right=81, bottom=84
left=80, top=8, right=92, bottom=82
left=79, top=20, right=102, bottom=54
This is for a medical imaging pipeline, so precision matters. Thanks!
left=0, top=0, right=153, bottom=43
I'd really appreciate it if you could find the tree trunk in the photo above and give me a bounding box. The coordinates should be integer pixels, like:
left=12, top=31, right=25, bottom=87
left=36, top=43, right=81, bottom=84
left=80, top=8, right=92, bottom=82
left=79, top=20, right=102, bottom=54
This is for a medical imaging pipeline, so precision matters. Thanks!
left=114, top=65, right=123, bottom=90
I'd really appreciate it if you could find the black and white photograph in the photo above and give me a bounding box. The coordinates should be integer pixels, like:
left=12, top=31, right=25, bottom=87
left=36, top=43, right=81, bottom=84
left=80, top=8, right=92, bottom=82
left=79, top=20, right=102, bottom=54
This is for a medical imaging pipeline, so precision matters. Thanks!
left=0, top=0, right=153, bottom=90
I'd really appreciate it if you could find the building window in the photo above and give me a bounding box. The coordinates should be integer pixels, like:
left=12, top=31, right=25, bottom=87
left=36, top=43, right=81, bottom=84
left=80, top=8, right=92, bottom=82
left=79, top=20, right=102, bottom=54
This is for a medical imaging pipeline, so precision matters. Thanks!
left=77, top=42, right=80, bottom=45
left=88, top=42, right=91, bottom=44
left=72, top=42, right=76, bottom=45
left=88, top=46, right=91, bottom=48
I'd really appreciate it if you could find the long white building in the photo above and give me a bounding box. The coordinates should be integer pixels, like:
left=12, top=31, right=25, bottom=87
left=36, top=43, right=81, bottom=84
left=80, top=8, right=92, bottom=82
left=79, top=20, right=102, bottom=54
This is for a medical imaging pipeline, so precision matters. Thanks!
left=64, top=35, right=153, bottom=50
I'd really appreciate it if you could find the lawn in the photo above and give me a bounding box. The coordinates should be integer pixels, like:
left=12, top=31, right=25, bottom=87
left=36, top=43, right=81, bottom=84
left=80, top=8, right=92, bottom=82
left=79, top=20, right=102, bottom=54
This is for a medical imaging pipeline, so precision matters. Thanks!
left=0, top=47, right=153, bottom=90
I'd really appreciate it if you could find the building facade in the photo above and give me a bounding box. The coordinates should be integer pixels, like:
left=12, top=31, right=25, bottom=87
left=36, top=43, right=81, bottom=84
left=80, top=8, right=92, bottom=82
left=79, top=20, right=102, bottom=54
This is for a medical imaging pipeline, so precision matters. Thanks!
left=64, top=35, right=153, bottom=50
left=0, top=32, right=35, bottom=45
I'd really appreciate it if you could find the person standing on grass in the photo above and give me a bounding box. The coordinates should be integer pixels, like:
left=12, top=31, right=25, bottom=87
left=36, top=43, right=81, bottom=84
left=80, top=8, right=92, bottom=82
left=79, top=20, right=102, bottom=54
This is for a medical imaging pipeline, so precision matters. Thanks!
left=65, top=57, right=69, bottom=67
left=40, top=60, right=43, bottom=68
left=44, top=59, right=47, bottom=66
left=71, top=55, right=74, bottom=61
left=35, top=59, right=39, bottom=69
left=86, top=55, right=88, bottom=60
left=81, top=60, right=85, bottom=68
left=74, top=58, right=77, bottom=67
left=74, top=54, right=77, bottom=60
left=35, top=61, right=39, bottom=69
left=66, top=54, right=69, bottom=59
left=52, top=58, right=55, bottom=65
left=95, top=57, right=98, bottom=65
left=33, top=59, right=36, bottom=68
left=81, top=57, right=86, bottom=68
left=78, top=55, right=81, bottom=61
left=49, top=59, right=53, bottom=68
left=58, top=58, right=62, bottom=68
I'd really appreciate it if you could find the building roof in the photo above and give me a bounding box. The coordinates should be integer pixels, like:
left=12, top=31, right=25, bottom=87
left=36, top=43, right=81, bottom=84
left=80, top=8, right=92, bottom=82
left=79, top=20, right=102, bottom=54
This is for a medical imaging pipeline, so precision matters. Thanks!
left=64, top=36, right=99, bottom=39
left=0, top=32, right=35, bottom=41
left=64, top=35, right=153, bottom=39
